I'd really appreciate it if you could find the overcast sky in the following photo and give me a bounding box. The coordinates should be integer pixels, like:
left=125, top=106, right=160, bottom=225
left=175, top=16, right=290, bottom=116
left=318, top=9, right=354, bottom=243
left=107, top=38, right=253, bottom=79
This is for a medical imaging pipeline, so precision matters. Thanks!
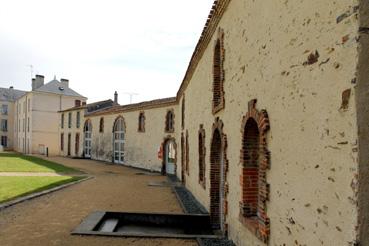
left=0, top=0, right=214, bottom=104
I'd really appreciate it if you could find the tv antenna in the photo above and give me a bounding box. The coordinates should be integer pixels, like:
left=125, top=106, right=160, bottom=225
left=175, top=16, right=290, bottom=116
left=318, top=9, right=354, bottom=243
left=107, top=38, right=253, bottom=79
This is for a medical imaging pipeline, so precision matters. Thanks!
left=27, top=65, right=33, bottom=79
left=122, top=92, right=139, bottom=104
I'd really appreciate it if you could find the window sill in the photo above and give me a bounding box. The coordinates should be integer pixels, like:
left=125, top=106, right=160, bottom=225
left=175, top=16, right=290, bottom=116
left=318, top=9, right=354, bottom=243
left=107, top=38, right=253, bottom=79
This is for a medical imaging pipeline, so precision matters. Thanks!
left=239, top=213, right=269, bottom=244
left=239, top=215, right=259, bottom=235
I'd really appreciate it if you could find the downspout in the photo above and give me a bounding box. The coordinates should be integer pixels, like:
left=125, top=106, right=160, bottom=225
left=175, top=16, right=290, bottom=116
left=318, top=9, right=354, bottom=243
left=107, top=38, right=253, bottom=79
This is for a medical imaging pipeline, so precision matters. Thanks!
left=24, top=95, right=27, bottom=154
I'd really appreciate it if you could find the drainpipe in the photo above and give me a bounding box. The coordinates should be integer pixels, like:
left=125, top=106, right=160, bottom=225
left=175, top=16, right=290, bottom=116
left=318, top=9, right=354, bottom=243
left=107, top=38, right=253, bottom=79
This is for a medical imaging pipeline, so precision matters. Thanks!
left=24, top=95, right=27, bottom=154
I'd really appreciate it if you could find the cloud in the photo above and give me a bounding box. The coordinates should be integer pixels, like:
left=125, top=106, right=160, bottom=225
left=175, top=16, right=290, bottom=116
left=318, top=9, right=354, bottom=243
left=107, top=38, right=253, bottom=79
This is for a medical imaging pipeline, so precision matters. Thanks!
left=0, top=0, right=214, bottom=104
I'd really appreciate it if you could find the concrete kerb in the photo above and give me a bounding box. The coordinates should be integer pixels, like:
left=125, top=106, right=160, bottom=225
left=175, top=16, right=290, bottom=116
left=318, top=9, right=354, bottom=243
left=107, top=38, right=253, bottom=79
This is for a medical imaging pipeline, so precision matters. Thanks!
left=0, top=176, right=94, bottom=211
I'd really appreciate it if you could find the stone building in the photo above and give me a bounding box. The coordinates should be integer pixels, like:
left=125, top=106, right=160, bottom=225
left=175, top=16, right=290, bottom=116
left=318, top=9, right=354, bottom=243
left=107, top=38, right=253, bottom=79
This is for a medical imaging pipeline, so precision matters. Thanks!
left=12, top=75, right=87, bottom=155
left=58, top=95, right=119, bottom=158
left=58, top=0, right=369, bottom=245
left=0, top=86, right=26, bottom=149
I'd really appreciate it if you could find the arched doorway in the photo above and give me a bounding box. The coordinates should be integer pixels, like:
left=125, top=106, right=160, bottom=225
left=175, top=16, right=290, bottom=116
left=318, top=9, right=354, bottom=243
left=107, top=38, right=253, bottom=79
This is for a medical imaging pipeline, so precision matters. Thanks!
left=113, top=117, right=125, bottom=164
left=163, top=138, right=176, bottom=175
left=83, top=120, right=92, bottom=158
left=210, top=128, right=224, bottom=230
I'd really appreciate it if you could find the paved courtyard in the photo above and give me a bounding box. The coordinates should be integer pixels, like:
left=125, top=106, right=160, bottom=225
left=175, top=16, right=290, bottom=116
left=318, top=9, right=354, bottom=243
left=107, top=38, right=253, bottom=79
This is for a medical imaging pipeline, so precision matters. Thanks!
left=0, top=157, right=197, bottom=246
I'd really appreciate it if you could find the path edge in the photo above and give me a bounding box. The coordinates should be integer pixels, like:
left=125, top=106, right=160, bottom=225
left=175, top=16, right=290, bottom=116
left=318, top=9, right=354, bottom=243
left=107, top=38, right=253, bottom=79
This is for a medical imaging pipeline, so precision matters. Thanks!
left=0, top=176, right=93, bottom=210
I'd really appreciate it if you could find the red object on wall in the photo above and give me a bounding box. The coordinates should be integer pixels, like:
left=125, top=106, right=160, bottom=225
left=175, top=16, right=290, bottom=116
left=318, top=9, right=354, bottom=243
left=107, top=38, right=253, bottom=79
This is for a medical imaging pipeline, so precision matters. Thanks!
left=158, top=144, right=163, bottom=159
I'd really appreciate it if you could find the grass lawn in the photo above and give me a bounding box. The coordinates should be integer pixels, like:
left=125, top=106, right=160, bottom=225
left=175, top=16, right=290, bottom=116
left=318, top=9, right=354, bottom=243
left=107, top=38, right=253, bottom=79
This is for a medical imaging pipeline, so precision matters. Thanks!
left=0, top=153, right=80, bottom=173
left=0, top=176, right=83, bottom=203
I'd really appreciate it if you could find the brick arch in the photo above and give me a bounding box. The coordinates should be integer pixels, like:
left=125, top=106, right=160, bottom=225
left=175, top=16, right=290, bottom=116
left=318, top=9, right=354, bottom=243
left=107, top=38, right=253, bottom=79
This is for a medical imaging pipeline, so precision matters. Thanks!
left=198, top=124, right=206, bottom=188
left=240, top=99, right=270, bottom=243
left=209, top=117, right=229, bottom=234
left=180, top=132, right=186, bottom=183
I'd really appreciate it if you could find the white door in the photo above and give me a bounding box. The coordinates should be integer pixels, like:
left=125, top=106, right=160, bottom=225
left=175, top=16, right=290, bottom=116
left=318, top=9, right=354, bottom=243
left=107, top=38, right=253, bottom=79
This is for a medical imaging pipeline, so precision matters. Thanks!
left=113, top=117, right=125, bottom=164
left=165, top=141, right=175, bottom=175
left=84, top=121, right=92, bottom=158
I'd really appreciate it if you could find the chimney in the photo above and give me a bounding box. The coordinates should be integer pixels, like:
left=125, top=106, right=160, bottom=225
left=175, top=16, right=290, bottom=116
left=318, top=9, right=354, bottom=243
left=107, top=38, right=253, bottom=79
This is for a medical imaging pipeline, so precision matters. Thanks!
left=60, top=78, right=69, bottom=88
left=114, top=91, right=118, bottom=104
left=32, top=75, right=44, bottom=90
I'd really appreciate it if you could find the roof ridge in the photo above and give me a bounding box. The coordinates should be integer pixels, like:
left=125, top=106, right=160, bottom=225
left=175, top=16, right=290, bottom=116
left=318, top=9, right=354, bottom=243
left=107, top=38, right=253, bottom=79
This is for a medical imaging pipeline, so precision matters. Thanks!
left=176, top=0, right=231, bottom=99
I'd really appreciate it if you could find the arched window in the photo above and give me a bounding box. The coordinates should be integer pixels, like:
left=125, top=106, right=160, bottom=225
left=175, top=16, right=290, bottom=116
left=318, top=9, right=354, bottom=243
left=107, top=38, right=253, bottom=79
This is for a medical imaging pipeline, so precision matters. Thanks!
left=113, top=117, right=125, bottom=164
left=165, top=110, right=174, bottom=132
left=138, top=112, right=145, bottom=132
left=240, top=99, right=271, bottom=243
left=181, top=133, right=186, bottom=183
left=198, top=125, right=206, bottom=188
left=75, top=133, right=80, bottom=156
left=83, top=120, right=92, bottom=158
left=181, top=95, right=185, bottom=129
left=212, top=29, right=225, bottom=114
left=99, top=117, right=104, bottom=133
left=185, top=130, right=189, bottom=174
left=241, top=118, right=260, bottom=218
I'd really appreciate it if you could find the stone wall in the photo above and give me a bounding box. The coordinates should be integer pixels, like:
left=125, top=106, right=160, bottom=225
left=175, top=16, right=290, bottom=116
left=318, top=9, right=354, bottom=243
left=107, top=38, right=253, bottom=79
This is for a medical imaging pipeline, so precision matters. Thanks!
left=86, top=103, right=178, bottom=172
left=175, top=0, right=361, bottom=245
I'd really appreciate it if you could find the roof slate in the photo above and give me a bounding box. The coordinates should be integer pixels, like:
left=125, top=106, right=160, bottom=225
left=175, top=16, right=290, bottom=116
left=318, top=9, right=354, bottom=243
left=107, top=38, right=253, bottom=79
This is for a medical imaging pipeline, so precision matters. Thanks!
left=0, top=87, right=26, bottom=102
left=35, top=79, right=85, bottom=98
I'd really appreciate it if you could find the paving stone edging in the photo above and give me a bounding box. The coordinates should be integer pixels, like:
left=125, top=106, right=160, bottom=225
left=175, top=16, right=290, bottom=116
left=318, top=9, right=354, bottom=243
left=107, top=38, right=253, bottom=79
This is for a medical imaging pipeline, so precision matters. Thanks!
left=0, top=176, right=93, bottom=211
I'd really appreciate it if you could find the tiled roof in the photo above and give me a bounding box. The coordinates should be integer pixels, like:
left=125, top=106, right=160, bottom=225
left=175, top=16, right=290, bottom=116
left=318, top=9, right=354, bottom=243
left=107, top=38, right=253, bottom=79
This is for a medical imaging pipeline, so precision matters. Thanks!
left=86, top=97, right=177, bottom=117
left=59, top=99, right=115, bottom=113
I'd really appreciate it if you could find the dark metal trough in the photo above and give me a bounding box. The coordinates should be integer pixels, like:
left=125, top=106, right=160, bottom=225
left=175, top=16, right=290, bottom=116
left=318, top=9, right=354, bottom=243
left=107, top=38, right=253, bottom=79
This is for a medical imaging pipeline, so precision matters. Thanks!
left=72, top=211, right=219, bottom=239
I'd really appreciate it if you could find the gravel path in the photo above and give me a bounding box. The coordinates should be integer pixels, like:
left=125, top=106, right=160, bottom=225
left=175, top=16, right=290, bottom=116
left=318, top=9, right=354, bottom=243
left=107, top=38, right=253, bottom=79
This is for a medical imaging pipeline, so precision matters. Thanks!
left=173, top=186, right=208, bottom=214
left=0, top=157, right=197, bottom=246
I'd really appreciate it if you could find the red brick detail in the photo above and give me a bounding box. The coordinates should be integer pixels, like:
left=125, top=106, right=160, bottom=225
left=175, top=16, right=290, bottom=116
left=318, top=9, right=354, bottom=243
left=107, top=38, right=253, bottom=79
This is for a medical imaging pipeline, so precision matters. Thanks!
left=185, top=130, right=189, bottom=175
left=165, top=109, right=175, bottom=133
left=181, top=132, right=186, bottom=184
left=198, top=124, right=206, bottom=188
left=210, top=117, right=229, bottom=236
left=181, top=95, right=185, bottom=130
left=239, top=99, right=270, bottom=243
left=212, top=28, right=225, bottom=114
